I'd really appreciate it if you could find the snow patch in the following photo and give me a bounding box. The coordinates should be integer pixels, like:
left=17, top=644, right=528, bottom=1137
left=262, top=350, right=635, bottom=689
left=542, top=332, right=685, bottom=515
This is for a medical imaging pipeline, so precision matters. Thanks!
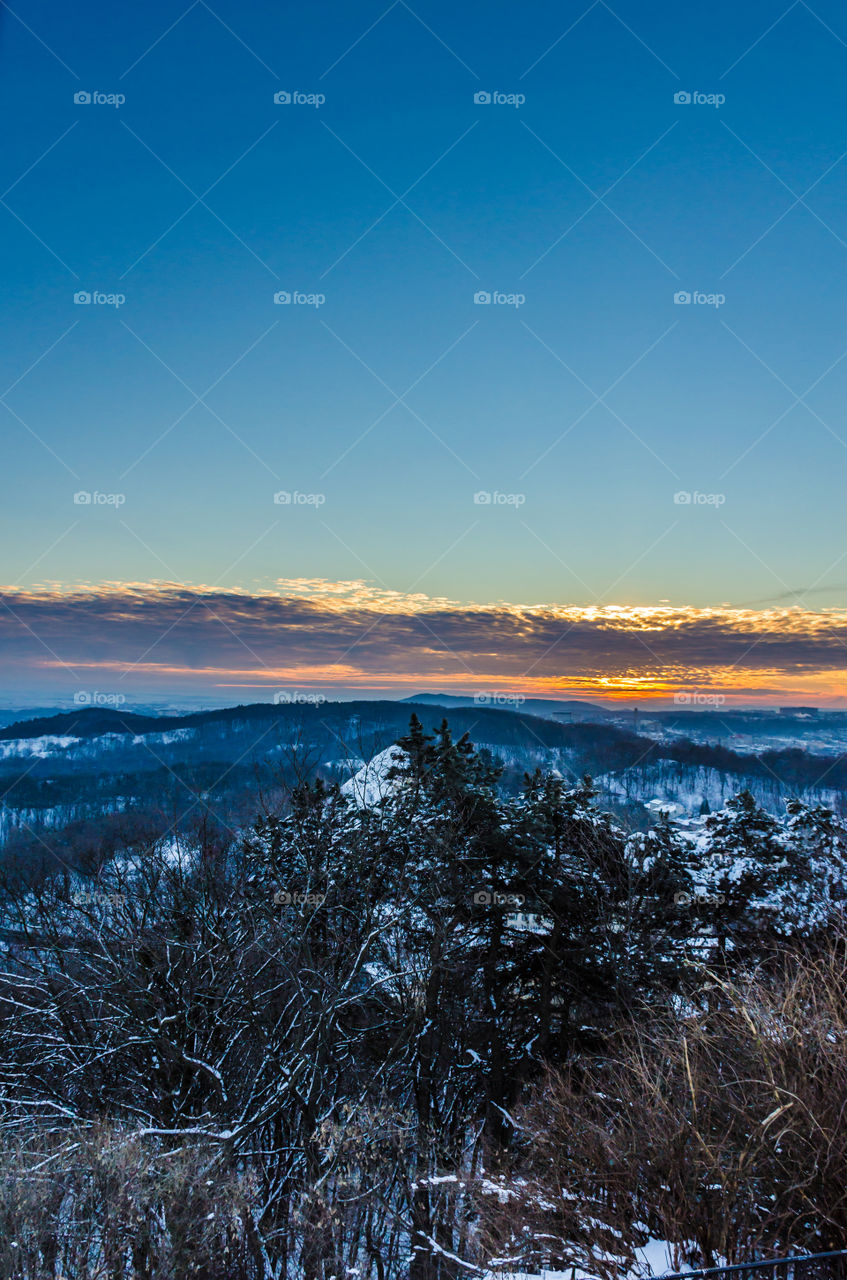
left=0, top=735, right=81, bottom=759
left=341, top=745, right=410, bottom=808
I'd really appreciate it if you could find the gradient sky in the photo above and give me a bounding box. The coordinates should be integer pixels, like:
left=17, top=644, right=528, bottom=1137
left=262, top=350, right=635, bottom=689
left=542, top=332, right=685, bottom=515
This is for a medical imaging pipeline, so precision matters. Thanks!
left=2, top=0, right=847, bottom=706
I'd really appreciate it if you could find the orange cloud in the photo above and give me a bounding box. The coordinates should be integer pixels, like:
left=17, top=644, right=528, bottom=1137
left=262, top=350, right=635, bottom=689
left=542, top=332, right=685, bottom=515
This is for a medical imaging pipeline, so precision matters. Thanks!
left=3, top=578, right=847, bottom=705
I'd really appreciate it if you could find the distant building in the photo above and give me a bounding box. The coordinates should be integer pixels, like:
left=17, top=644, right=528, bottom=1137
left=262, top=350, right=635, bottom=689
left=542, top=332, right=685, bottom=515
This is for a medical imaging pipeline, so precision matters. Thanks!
left=778, top=706, right=818, bottom=716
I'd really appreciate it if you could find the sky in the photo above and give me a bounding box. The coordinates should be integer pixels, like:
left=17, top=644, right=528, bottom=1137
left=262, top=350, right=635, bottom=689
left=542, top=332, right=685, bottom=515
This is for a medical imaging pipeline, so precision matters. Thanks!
left=2, top=0, right=847, bottom=708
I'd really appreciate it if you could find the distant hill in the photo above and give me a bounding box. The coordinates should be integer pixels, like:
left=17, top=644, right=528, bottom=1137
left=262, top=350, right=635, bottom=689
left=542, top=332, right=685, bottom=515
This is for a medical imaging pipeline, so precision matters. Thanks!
left=402, top=693, right=614, bottom=721
left=0, top=696, right=612, bottom=744
left=1, top=699, right=847, bottom=857
left=0, top=706, right=190, bottom=741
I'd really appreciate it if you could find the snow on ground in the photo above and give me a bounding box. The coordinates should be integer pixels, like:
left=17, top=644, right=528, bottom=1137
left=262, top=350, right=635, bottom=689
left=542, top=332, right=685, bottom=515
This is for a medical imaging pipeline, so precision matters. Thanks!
left=487, top=1238, right=691, bottom=1280
left=341, top=745, right=409, bottom=808
left=644, top=798, right=687, bottom=818
left=157, top=836, right=196, bottom=868
left=131, top=728, right=196, bottom=746
left=600, top=764, right=733, bottom=816
left=0, top=726, right=197, bottom=763
left=600, top=761, right=839, bottom=817
left=0, top=735, right=81, bottom=759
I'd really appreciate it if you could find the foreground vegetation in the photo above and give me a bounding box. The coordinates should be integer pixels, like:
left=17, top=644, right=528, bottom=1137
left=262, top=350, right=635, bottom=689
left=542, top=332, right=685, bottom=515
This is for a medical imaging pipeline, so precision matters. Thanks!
left=0, top=717, right=846, bottom=1279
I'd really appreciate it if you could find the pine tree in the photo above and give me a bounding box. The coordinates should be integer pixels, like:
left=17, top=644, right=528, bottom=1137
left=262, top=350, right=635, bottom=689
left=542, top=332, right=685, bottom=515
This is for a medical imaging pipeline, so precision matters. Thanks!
left=698, top=790, right=791, bottom=957
left=776, top=799, right=847, bottom=933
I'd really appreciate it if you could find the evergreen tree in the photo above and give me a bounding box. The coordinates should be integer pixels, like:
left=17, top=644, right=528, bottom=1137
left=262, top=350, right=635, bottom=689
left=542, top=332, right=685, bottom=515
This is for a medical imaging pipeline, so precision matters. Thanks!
left=699, top=790, right=792, bottom=957
left=776, top=799, right=847, bottom=933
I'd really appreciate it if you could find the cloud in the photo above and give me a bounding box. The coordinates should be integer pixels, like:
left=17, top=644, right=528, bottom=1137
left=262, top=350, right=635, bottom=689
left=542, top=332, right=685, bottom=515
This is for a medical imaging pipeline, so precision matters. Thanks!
left=736, top=583, right=847, bottom=606
left=2, top=578, right=847, bottom=702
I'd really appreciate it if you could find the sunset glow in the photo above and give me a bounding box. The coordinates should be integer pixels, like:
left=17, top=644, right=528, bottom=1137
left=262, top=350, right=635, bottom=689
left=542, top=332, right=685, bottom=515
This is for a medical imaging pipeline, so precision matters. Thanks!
left=2, top=579, right=844, bottom=706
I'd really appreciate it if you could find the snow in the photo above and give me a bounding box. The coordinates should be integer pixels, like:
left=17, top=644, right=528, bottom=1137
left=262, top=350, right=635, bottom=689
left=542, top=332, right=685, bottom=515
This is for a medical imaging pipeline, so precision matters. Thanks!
left=0, top=727, right=197, bottom=765
left=0, top=734, right=81, bottom=758
left=600, top=761, right=839, bottom=817
left=131, top=728, right=196, bottom=746
left=485, top=1237, right=689, bottom=1280
left=158, top=837, right=195, bottom=868
left=341, top=745, right=410, bottom=808
left=644, top=797, right=686, bottom=816
left=506, top=911, right=554, bottom=934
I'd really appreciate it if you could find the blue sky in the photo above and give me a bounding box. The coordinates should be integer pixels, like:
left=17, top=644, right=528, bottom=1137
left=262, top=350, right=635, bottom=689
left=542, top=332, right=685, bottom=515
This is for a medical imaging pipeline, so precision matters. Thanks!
left=2, top=0, right=847, bottom=704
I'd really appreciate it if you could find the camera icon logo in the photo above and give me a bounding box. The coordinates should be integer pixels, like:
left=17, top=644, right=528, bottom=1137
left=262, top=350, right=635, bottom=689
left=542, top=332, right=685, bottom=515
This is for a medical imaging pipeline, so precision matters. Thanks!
left=273, top=491, right=292, bottom=505
left=73, top=690, right=92, bottom=705
left=74, top=291, right=92, bottom=305
left=273, top=290, right=291, bottom=304
left=473, top=290, right=491, bottom=305
left=73, top=491, right=92, bottom=505
left=474, top=890, right=492, bottom=904
left=74, top=90, right=92, bottom=105
left=673, top=290, right=691, bottom=305
left=474, top=91, right=492, bottom=105
left=673, top=491, right=692, bottom=505
left=473, top=491, right=492, bottom=505
left=273, top=90, right=292, bottom=104
left=674, top=91, right=692, bottom=105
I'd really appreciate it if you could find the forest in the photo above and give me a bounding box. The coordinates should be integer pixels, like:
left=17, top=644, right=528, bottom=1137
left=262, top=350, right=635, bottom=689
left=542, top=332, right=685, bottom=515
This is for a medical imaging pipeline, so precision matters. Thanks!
left=1, top=715, right=846, bottom=1279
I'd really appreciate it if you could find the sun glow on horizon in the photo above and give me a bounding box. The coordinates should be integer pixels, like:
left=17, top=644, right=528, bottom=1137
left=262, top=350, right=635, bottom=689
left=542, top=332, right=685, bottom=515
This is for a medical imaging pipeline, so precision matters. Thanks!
left=0, top=578, right=842, bottom=707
